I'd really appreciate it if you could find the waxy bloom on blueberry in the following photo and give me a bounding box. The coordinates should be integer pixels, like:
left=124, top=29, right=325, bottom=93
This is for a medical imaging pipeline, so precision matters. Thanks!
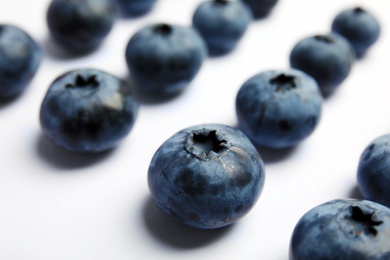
left=40, top=69, right=138, bottom=152
left=0, top=24, right=41, bottom=99
left=148, top=124, right=265, bottom=229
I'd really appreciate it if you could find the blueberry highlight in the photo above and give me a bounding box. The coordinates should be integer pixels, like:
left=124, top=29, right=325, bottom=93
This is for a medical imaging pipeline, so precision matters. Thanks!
left=40, top=69, right=139, bottom=152
left=148, top=124, right=265, bottom=229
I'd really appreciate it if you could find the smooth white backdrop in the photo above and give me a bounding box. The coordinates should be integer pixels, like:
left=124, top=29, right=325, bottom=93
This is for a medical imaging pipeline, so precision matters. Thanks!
left=0, top=0, right=389, bottom=259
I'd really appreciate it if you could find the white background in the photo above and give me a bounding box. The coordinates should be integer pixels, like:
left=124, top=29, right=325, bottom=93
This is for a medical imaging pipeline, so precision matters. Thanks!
left=0, top=0, right=390, bottom=259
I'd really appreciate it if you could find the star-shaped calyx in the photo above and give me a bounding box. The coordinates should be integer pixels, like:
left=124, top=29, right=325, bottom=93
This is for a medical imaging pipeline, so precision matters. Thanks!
left=345, top=206, right=383, bottom=237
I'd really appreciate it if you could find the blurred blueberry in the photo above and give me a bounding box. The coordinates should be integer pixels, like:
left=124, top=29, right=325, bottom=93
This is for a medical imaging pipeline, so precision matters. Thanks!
left=0, top=24, right=41, bottom=99
left=290, top=199, right=390, bottom=259
left=242, top=0, right=278, bottom=19
left=357, top=134, right=390, bottom=208
left=332, top=7, right=381, bottom=58
left=192, top=0, right=252, bottom=56
left=236, top=69, right=322, bottom=149
left=40, top=69, right=138, bottom=152
left=290, top=33, right=355, bottom=97
left=114, top=0, right=156, bottom=17
left=148, top=123, right=265, bottom=229
left=46, top=0, right=117, bottom=54
left=125, top=23, right=206, bottom=97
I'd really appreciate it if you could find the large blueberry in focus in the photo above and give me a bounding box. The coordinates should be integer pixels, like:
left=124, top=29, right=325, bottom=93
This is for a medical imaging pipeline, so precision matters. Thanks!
left=125, top=23, right=206, bottom=97
left=357, top=134, right=390, bottom=208
left=0, top=24, right=41, bottom=99
left=242, top=0, right=278, bottom=18
left=148, top=124, right=265, bottom=229
left=236, top=69, right=323, bottom=149
left=40, top=69, right=138, bottom=152
left=290, top=199, right=390, bottom=260
left=47, top=0, right=117, bottom=54
left=290, top=33, right=355, bottom=97
left=192, top=0, right=253, bottom=56
left=114, top=0, right=157, bottom=17
left=332, top=7, right=381, bottom=58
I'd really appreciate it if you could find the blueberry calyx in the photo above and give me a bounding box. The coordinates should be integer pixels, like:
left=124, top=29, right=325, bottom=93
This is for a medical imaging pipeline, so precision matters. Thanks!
left=212, top=0, right=228, bottom=6
left=270, top=74, right=296, bottom=92
left=65, top=74, right=99, bottom=89
left=314, top=35, right=334, bottom=44
left=153, top=24, right=172, bottom=35
left=353, top=7, right=365, bottom=14
left=185, top=129, right=230, bottom=161
left=345, top=206, right=383, bottom=237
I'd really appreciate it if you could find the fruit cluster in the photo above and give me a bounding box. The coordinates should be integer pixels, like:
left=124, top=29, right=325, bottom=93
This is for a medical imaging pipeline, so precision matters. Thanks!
left=0, top=0, right=388, bottom=259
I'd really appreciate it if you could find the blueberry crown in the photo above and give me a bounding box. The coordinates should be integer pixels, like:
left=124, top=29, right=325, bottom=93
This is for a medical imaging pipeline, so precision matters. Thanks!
left=65, top=74, right=99, bottom=89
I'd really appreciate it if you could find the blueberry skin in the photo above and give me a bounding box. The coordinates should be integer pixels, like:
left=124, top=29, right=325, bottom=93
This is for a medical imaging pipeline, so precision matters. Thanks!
left=242, top=0, right=278, bottom=18
left=125, top=23, right=206, bottom=97
left=236, top=69, right=323, bottom=149
left=332, top=7, right=380, bottom=58
left=114, top=0, right=156, bottom=17
left=47, top=0, right=117, bottom=53
left=192, top=0, right=253, bottom=56
left=40, top=69, right=138, bottom=152
left=357, top=134, right=390, bottom=208
left=0, top=25, right=41, bottom=99
left=290, top=199, right=390, bottom=260
left=148, top=124, right=265, bottom=229
left=290, top=33, right=355, bottom=97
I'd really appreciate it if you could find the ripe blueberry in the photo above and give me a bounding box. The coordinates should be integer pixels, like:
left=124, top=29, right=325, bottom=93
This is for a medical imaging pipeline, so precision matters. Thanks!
left=40, top=69, right=138, bottom=152
left=148, top=124, right=265, bottom=229
left=290, top=199, right=390, bottom=260
left=125, top=23, right=206, bottom=97
left=290, top=33, right=355, bottom=97
left=192, top=0, right=253, bottom=56
left=46, top=0, right=117, bottom=54
left=236, top=69, right=323, bottom=149
left=242, top=0, right=278, bottom=19
left=114, top=0, right=157, bottom=17
left=357, top=134, right=390, bottom=208
left=0, top=24, right=41, bottom=99
left=332, top=7, right=381, bottom=58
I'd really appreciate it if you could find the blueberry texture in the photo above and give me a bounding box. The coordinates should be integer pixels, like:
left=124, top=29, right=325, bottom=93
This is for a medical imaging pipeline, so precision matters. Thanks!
left=192, top=0, right=252, bottom=56
left=40, top=69, right=138, bottom=152
left=236, top=69, right=322, bottom=149
left=114, top=0, right=156, bottom=17
left=242, top=0, right=278, bottom=18
left=357, top=134, right=390, bottom=208
left=125, top=23, right=206, bottom=97
left=0, top=24, right=41, bottom=99
left=290, top=33, right=354, bottom=97
left=290, top=199, right=390, bottom=260
left=148, top=124, right=265, bottom=229
left=332, top=7, right=380, bottom=58
left=47, top=0, right=117, bottom=53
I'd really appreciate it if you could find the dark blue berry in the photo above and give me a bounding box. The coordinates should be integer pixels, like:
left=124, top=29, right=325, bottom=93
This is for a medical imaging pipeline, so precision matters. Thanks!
left=242, top=0, right=278, bottom=18
left=114, top=0, right=157, bottom=17
left=148, top=124, right=265, bottom=229
left=40, top=69, right=138, bottom=152
left=0, top=24, right=41, bottom=99
left=236, top=69, right=323, bottom=149
left=192, top=0, right=252, bottom=56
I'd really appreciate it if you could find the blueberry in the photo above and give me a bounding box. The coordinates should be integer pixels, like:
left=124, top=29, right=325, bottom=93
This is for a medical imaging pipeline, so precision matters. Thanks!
left=290, top=199, right=390, bottom=260
left=0, top=24, right=41, bottom=99
left=46, top=0, right=117, bottom=54
left=114, top=0, right=156, bottom=17
left=192, top=0, right=253, bottom=56
left=332, top=7, right=381, bottom=58
left=40, top=69, right=138, bottom=152
left=357, top=134, right=390, bottom=208
left=242, top=0, right=278, bottom=19
left=148, top=123, right=265, bottom=229
left=125, top=23, right=206, bottom=97
left=289, top=33, right=355, bottom=97
left=236, top=69, right=322, bottom=149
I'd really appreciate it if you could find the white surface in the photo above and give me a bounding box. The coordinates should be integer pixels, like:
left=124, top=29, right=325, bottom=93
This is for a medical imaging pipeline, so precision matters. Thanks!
left=1, top=0, right=390, bottom=259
